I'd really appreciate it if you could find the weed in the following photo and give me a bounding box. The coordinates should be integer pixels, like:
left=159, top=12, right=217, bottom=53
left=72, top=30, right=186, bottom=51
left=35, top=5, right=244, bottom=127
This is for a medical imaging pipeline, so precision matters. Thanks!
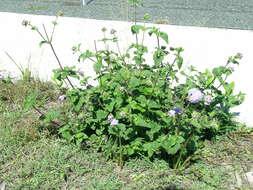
left=0, top=80, right=252, bottom=189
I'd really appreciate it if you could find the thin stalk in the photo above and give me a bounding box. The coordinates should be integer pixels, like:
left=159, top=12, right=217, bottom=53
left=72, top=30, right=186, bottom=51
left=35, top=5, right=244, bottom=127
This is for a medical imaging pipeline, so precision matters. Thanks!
left=4, top=51, right=24, bottom=75
left=33, top=26, right=47, bottom=42
left=134, top=3, right=139, bottom=45
left=50, top=17, right=58, bottom=42
left=42, top=24, right=75, bottom=89
left=93, top=40, right=105, bottom=93
left=156, top=35, right=160, bottom=49
left=141, top=24, right=146, bottom=45
left=135, top=34, right=139, bottom=45
left=113, top=34, right=122, bottom=57
left=180, top=154, right=193, bottom=169
left=204, top=62, right=230, bottom=90
left=94, top=40, right=98, bottom=55
left=113, top=34, right=127, bottom=65
left=87, top=57, right=96, bottom=63
left=102, top=32, right=109, bottom=51
left=174, top=150, right=183, bottom=169
left=216, top=75, right=229, bottom=89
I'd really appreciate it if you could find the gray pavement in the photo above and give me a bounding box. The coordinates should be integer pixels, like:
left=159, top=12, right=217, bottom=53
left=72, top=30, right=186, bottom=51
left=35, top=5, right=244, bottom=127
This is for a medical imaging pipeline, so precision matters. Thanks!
left=1, top=0, right=253, bottom=30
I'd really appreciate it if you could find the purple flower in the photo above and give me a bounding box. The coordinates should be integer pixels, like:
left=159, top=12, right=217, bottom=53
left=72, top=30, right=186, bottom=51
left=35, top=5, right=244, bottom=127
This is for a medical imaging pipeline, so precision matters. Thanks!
left=168, top=107, right=182, bottom=117
left=168, top=110, right=176, bottom=117
left=173, top=107, right=182, bottom=114
left=58, top=95, right=67, bottom=101
left=204, top=95, right=213, bottom=105
left=108, top=114, right=119, bottom=126
left=188, top=88, right=203, bottom=103
left=110, top=118, right=119, bottom=126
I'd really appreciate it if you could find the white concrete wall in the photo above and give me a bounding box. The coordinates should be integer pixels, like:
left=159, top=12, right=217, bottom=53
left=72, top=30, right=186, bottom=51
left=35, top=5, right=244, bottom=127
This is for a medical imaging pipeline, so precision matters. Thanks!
left=0, top=12, right=252, bottom=126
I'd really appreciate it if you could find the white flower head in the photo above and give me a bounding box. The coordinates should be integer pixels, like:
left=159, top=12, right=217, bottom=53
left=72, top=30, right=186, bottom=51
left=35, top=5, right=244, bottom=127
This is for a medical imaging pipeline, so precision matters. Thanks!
left=188, top=88, right=204, bottom=103
left=168, top=110, right=176, bottom=117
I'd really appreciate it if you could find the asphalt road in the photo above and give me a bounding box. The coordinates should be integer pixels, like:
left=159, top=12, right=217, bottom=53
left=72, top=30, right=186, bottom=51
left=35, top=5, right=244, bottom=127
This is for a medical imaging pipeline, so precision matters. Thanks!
left=1, top=0, right=253, bottom=30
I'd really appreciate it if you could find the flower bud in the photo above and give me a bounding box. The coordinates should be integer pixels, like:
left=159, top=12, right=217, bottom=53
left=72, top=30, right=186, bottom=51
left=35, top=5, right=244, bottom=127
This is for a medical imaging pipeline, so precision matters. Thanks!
left=110, top=29, right=117, bottom=35
left=22, top=20, right=29, bottom=27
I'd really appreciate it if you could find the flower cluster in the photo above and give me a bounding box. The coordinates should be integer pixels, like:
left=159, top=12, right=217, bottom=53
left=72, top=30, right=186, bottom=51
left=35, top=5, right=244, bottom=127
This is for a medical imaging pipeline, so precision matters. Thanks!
left=188, top=88, right=204, bottom=103
left=168, top=107, right=182, bottom=117
left=108, top=115, right=119, bottom=126
left=188, top=88, right=214, bottom=105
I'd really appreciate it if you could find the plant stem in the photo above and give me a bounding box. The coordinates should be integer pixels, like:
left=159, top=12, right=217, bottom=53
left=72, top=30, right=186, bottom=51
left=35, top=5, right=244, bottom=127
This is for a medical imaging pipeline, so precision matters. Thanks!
left=4, top=51, right=24, bottom=76
left=156, top=35, right=160, bottom=49
left=141, top=24, right=146, bottom=46
left=42, top=24, right=75, bottom=89
left=50, top=17, right=59, bottom=42
left=93, top=40, right=103, bottom=87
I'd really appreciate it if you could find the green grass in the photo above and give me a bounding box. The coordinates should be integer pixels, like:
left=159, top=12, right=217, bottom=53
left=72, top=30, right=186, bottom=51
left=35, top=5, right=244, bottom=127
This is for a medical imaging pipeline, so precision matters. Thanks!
left=0, top=79, right=253, bottom=190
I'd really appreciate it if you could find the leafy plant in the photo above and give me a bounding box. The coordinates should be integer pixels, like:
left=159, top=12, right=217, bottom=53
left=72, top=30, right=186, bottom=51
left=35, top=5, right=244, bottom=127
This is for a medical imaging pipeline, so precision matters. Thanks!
left=24, top=11, right=244, bottom=169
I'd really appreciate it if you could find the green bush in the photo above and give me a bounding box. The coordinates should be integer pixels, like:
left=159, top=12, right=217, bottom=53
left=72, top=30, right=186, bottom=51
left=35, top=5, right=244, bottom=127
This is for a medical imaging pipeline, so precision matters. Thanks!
left=23, top=13, right=244, bottom=169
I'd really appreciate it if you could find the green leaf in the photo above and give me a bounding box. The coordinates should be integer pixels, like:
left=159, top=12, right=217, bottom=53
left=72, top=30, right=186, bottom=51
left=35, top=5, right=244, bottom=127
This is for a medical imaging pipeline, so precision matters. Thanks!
left=131, top=25, right=145, bottom=34
left=130, top=101, right=146, bottom=112
left=143, top=13, right=150, bottom=21
left=93, top=60, right=103, bottom=73
left=146, top=121, right=162, bottom=140
left=105, top=101, right=115, bottom=112
left=159, top=32, right=169, bottom=44
left=129, top=77, right=142, bottom=88
left=153, top=49, right=165, bottom=65
left=43, top=111, right=60, bottom=123
left=95, top=129, right=104, bottom=136
left=224, top=82, right=235, bottom=95
left=138, top=87, right=153, bottom=95
left=143, top=141, right=160, bottom=158
left=148, top=100, right=160, bottom=109
left=134, top=115, right=152, bottom=128
left=75, top=132, right=88, bottom=140
left=190, top=118, right=202, bottom=129
left=176, top=56, right=183, bottom=69
left=136, top=95, right=147, bottom=106
left=39, top=40, right=48, bottom=47
left=23, top=92, right=37, bottom=112
left=78, top=50, right=94, bottom=62
left=161, top=135, right=185, bottom=155
left=96, top=110, right=108, bottom=120
left=59, top=125, right=72, bottom=141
